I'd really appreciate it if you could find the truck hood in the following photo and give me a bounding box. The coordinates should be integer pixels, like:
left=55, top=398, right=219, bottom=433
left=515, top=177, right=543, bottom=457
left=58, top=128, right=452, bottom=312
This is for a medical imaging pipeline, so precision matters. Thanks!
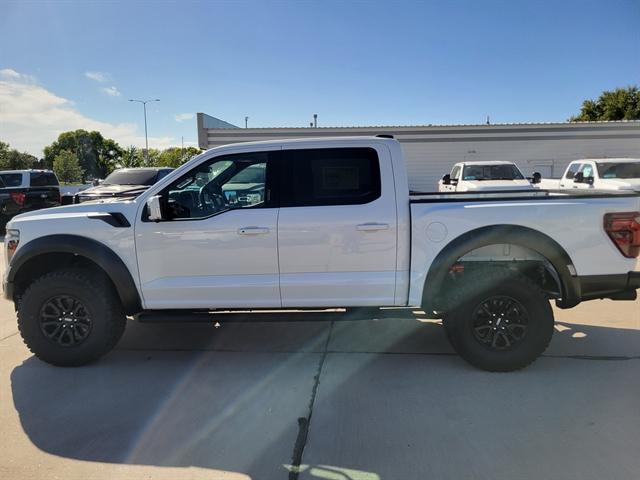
left=460, top=180, right=535, bottom=191
left=7, top=198, right=137, bottom=226
left=78, top=184, right=149, bottom=197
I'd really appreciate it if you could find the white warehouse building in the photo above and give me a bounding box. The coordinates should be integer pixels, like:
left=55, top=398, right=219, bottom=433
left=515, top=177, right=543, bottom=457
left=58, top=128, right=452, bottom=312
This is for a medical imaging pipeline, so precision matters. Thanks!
left=197, top=113, right=640, bottom=192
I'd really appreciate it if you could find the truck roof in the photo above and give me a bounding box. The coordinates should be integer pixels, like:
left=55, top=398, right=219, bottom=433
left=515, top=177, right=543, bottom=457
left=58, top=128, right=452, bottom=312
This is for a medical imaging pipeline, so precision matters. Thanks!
left=206, top=136, right=400, bottom=151
left=457, top=161, right=516, bottom=166
left=571, top=158, right=640, bottom=164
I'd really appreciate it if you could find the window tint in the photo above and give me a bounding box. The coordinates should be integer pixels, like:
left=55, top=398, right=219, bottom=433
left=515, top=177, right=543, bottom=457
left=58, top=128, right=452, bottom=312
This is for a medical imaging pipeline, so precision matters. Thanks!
left=282, top=148, right=381, bottom=207
left=161, top=152, right=272, bottom=220
left=462, top=164, right=524, bottom=181
left=0, top=173, right=23, bottom=187
left=565, top=163, right=580, bottom=179
left=104, top=169, right=159, bottom=186
left=30, top=172, right=59, bottom=186
left=597, top=161, right=640, bottom=179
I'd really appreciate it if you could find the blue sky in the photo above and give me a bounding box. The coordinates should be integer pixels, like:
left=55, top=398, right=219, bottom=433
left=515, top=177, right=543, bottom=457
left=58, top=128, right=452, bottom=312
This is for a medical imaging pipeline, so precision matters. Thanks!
left=1, top=0, right=638, bottom=155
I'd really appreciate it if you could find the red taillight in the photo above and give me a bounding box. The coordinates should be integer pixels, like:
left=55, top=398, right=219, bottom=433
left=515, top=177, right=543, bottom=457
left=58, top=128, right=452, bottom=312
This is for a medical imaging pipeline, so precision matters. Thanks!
left=10, top=192, right=25, bottom=206
left=604, top=212, right=640, bottom=258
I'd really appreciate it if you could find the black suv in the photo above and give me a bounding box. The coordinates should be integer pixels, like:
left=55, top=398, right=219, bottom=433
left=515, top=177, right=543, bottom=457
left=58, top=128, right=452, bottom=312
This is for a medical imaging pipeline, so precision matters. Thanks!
left=75, top=167, right=174, bottom=203
left=0, top=170, right=61, bottom=229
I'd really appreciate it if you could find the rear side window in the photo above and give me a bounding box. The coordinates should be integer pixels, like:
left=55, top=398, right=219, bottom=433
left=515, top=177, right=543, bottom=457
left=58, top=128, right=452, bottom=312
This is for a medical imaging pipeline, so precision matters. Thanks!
left=1, top=173, right=23, bottom=187
left=281, top=148, right=381, bottom=207
left=565, top=163, right=581, bottom=179
left=30, top=172, right=59, bottom=186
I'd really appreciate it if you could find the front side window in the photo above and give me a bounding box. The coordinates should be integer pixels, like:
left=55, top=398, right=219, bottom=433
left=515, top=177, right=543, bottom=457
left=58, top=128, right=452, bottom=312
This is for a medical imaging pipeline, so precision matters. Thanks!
left=565, top=163, right=581, bottom=179
left=450, top=166, right=461, bottom=180
left=579, top=163, right=594, bottom=178
left=281, top=148, right=381, bottom=207
left=161, top=152, right=272, bottom=220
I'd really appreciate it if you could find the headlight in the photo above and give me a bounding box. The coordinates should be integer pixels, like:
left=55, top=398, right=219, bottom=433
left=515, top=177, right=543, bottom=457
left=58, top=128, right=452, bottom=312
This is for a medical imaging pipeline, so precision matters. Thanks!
left=5, top=229, right=19, bottom=264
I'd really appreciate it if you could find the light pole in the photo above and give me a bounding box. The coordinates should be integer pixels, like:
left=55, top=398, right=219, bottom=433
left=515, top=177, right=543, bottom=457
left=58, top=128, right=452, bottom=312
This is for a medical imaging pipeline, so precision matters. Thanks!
left=129, top=98, right=160, bottom=162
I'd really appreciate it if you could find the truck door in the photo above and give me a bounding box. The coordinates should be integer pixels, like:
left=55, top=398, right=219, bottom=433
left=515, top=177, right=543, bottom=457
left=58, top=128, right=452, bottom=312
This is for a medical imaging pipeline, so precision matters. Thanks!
left=135, top=149, right=282, bottom=309
left=560, top=163, right=581, bottom=188
left=277, top=145, right=398, bottom=307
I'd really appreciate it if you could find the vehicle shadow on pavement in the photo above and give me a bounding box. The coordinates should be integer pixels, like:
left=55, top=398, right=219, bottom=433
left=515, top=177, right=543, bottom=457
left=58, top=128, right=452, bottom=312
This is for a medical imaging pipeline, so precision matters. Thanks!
left=9, top=314, right=640, bottom=480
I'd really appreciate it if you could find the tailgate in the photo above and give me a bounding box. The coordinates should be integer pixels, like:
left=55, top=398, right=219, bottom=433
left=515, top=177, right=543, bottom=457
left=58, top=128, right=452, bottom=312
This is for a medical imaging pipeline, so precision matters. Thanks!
left=25, top=187, right=60, bottom=209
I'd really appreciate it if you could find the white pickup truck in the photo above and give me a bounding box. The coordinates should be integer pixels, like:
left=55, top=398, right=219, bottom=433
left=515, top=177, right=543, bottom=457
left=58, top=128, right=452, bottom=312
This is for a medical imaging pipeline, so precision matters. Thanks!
left=438, top=161, right=538, bottom=192
left=4, top=137, right=640, bottom=371
left=554, top=158, right=640, bottom=192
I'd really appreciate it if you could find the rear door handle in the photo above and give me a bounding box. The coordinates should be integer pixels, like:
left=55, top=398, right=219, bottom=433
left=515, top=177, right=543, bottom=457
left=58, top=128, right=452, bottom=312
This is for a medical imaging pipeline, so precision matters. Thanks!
left=356, top=223, right=390, bottom=232
left=237, top=227, right=270, bottom=235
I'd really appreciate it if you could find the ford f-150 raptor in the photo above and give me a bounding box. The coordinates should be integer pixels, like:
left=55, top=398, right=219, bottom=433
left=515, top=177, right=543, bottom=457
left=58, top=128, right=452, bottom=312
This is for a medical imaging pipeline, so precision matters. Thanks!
left=4, top=137, right=640, bottom=371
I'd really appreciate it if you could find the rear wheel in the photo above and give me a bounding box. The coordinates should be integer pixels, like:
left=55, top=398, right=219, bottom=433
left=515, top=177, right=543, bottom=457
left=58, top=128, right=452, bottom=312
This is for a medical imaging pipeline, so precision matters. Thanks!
left=442, top=269, right=554, bottom=371
left=17, top=270, right=126, bottom=366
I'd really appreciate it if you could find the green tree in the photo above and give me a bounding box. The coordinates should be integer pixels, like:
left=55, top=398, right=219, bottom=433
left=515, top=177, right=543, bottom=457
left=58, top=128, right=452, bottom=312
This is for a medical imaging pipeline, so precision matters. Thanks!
left=0, top=141, right=39, bottom=170
left=43, top=130, right=123, bottom=180
left=156, top=147, right=202, bottom=168
left=53, top=150, right=84, bottom=183
left=570, top=86, right=640, bottom=121
left=119, top=146, right=143, bottom=168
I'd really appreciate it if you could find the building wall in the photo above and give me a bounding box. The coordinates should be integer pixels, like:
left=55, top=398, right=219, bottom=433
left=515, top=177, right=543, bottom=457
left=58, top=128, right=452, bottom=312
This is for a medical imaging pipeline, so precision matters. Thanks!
left=198, top=118, right=640, bottom=191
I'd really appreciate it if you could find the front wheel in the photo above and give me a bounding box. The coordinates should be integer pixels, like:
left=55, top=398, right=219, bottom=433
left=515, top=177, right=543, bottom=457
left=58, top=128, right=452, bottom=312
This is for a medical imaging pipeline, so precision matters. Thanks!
left=17, top=270, right=126, bottom=366
left=443, top=269, right=554, bottom=372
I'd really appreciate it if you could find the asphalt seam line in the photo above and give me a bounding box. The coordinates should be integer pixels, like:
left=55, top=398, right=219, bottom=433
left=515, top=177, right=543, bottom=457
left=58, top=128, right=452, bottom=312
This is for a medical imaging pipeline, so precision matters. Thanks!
left=0, top=331, right=19, bottom=341
left=288, top=320, right=334, bottom=480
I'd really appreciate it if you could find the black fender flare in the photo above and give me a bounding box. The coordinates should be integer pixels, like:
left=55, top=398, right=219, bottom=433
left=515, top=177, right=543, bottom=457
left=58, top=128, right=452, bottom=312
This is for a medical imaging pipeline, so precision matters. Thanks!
left=422, top=225, right=581, bottom=311
left=7, top=234, right=142, bottom=314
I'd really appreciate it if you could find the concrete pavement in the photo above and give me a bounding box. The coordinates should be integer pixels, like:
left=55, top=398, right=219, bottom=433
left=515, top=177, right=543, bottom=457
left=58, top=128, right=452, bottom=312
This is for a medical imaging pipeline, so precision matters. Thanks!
left=1, top=268, right=638, bottom=479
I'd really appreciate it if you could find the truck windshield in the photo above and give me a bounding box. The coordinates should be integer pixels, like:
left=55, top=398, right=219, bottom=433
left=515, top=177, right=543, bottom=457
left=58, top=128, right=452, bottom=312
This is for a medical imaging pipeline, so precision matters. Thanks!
left=597, top=162, right=640, bottom=179
left=103, top=169, right=159, bottom=186
left=462, top=164, right=525, bottom=180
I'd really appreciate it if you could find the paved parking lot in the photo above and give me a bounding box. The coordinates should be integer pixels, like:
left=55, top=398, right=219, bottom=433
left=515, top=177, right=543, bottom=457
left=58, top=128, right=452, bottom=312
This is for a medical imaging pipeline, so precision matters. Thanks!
left=1, top=262, right=638, bottom=480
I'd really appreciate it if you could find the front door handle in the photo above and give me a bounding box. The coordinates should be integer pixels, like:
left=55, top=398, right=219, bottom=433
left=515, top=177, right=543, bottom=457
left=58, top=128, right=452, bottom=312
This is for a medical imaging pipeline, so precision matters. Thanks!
left=356, top=223, right=390, bottom=232
left=238, top=226, right=270, bottom=235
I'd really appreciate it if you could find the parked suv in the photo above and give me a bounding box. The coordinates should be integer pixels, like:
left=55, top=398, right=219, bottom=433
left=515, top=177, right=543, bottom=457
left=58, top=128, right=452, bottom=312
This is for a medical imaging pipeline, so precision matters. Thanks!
left=0, top=170, right=61, bottom=229
left=75, top=167, right=174, bottom=203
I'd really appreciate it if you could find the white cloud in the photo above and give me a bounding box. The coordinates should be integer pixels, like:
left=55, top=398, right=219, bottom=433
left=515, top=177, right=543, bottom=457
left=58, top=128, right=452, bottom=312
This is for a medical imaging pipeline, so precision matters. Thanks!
left=175, top=113, right=194, bottom=122
left=1, top=68, right=36, bottom=83
left=0, top=70, right=175, bottom=155
left=85, top=71, right=109, bottom=83
left=102, top=86, right=121, bottom=97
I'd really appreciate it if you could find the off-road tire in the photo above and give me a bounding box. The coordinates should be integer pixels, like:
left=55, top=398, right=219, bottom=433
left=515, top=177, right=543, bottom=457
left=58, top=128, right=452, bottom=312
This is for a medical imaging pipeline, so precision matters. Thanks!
left=443, top=269, right=554, bottom=372
left=17, top=270, right=126, bottom=366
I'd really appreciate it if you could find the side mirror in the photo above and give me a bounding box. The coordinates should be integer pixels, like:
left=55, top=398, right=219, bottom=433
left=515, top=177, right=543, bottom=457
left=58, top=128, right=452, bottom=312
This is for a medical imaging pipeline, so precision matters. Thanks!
left=442, top=174, right=451, bottom=185
left=586, top=176, right=595, bottom=186
left=574, top=172, right=584, bottom=183
left=531, top=172, right=542, bottom=184
left=147, top=195, right=163, bottom=221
